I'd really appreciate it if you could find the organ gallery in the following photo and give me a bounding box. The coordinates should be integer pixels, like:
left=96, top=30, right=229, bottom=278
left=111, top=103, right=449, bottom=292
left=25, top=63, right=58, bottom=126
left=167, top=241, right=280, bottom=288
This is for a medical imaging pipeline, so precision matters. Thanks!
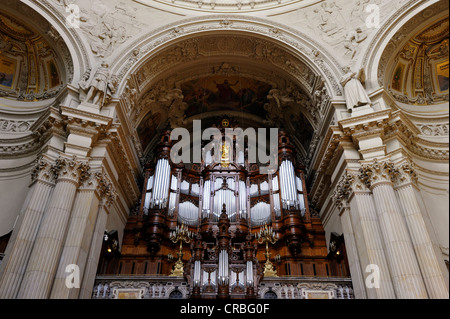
left=0, top=0, right=448, bottom=300
left=96, top=121, right=349, bottom=299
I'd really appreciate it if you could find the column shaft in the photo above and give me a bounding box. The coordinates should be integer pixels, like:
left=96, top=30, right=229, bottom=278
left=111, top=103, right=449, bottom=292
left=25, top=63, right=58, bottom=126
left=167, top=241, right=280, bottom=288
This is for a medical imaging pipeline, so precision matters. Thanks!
left=371, top=182, right=428, bottom=298
left=50, top=187, right=100, bottom=299
left=0, top=178, right=54, bottom=298
left=340, top=207, right=367, bottom=299
left=17, top=178, right=78, bottom=298
left=79, top=203, right=108, bottom=299
left=349, top=192, right=396, bottom=298
left=395, top=183, right=449, bottom=298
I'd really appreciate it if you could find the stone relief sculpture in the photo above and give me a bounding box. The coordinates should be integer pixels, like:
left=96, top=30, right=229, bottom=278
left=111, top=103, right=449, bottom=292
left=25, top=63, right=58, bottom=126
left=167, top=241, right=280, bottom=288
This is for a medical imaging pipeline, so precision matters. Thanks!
left=340, top=67, right=372, bottom=112
left=343, top=28, right=367, bottom=58
left=167, top=89, right=189, bottom=128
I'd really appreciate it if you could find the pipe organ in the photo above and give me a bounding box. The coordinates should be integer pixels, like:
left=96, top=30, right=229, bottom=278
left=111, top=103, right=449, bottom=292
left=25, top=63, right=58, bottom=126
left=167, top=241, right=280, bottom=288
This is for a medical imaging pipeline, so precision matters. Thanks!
left=98, top=124, right=349, bottom=299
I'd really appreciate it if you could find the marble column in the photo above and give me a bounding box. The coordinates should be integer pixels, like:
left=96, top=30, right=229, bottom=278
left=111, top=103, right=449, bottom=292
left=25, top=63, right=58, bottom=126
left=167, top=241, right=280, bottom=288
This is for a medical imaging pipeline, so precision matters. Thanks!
left=50, top=171, right=116, bottom=299
left=394, top=162, right=449, bottom=299
left=79, top=200, right=110, bottom=299
left=17, top=156, right=90, bottom=299
left=360, top=160, right=428, bottom=299
left=339, top=204, right=367, bottom=299
left=334, top=173, right=395, bottom=298
left=0, top=157, right=56, bottom=298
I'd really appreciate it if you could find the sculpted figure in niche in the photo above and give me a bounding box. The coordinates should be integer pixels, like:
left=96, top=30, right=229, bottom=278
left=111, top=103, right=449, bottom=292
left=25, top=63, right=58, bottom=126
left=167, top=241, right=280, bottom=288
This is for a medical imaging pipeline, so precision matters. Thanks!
left=81, top=62, right=117, bottom=108
left=340, top=67, right=371, bottom=112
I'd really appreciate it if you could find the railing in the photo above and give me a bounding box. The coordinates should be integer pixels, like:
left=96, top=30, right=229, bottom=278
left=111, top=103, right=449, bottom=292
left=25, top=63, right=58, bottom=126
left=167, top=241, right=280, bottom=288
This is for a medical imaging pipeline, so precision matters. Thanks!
left=92, top=275, right=189, bottom=299
left=259, top=276, right=354, bottom=299
left=92, top=275, right=353, bottom=299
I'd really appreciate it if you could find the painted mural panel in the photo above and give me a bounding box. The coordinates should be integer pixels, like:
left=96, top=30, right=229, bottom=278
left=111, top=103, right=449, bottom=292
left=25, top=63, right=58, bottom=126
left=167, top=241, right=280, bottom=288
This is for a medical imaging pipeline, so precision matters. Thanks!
left=181, top=76, right=272, bottom=119
left=0, top=54, right=15, bottom=89
left=436, top=60, right=449, bottom=93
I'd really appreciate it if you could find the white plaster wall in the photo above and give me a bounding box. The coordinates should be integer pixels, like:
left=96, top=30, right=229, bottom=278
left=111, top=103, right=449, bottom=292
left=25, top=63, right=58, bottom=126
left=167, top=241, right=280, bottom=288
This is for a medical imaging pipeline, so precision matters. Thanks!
left=0, top=158, right=34, bottom=237
left=420, top=185, right=449, bottom=255
left=322, top=205, right=343, bottom=251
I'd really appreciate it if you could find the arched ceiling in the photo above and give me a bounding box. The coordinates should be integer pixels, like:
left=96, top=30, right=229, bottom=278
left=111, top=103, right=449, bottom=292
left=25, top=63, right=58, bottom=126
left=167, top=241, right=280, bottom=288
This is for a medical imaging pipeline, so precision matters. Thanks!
left=0, top=9, right=72, bottom=103
left=120, top=32, right=331, bottom=165
left=379, top=11, right=449, bottom=107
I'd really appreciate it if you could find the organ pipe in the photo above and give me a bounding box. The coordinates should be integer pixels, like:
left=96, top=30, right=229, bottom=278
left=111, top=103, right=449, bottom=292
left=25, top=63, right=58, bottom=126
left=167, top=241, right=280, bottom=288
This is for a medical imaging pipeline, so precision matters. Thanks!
left=194, top=260, right=201, bottom=287
left=246, top=261, right=253, bottom=286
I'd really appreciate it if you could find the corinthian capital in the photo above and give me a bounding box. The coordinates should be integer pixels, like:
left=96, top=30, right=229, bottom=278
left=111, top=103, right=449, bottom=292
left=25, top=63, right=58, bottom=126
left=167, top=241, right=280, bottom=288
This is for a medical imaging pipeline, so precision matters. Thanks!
left=52, top=155, right=91, bottom=185
left=97, top=173, right=117, bottom=206
left=393, top=161, right=418, bottom=188
left=359, top=159, right=398, bottom=188
left=31, top=156, right=57, bottom=184
left=332, top=171, right=368, bottom=209
left=332, top=174, right=351, bottom=209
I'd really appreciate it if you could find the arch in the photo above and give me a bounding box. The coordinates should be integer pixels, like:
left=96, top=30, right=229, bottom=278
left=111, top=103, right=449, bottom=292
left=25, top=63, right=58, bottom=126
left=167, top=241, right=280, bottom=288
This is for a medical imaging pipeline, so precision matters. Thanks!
left=106, top=16, right=341, bottom=166
left=20, top=0, right=93, bottom=86
left=108, top=15, right=344, bottom=100
left=362, top=0, right=448, bottom=93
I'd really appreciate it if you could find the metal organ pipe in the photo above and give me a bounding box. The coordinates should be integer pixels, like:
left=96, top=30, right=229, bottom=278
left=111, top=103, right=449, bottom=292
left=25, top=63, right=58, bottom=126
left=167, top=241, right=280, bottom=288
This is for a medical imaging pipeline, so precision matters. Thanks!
left=279, top=161, right=287, bottom=208
left=151, top=159, right=171, bottom=208
left=202, top=180, right=210, bottom=216
left=163, top=160, right=171, bottom=207
left=194, top=260, right=201, bottom=287
left=151, top=160, right=161, bottom=207
left=246, top=261, right=253, bottom=286
left=239, top=181, right=246, bottom=217
left=287, top=160, right=296, bottom=206
left=218, top=249, right=229, bottom=284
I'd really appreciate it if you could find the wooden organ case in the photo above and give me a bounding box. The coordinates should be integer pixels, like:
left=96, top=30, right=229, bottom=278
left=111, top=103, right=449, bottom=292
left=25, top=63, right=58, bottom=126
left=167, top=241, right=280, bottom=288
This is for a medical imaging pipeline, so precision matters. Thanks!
left=97, top=125, right=349, bottom=299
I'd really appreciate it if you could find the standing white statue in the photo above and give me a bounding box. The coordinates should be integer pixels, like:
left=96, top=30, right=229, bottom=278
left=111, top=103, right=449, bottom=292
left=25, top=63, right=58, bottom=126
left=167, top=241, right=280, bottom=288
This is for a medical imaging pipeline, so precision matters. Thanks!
left=340, top=67, right=372, bottom=112
left=81, top=62, right=116, bottom=108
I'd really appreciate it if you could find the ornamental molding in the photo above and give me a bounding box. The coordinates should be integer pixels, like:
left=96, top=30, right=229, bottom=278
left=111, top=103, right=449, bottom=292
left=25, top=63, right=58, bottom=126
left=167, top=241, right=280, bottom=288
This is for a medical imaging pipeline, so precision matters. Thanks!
left=0, top=108, right=66, bottom=159
left=137, top=0, right=319, bottom=13
left=110, top=15, right=344, bottom=98
left=363, top=0, right=447, bottom=77
left=415, top=123, right=449, bottom=137
left=0, top=119, right=36, bottom=133
left=36, top=0, right=91, bottom=80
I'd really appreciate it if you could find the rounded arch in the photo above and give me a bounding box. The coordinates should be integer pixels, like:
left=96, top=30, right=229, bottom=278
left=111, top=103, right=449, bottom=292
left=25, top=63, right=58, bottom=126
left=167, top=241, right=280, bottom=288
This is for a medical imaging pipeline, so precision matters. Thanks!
left=108, top=15, right=345, bottom=100
left=20, top=0, right=93, bottom=86
left=362, top=0, right=448, bottom=93
left=108, top=16, right=344, bottom=169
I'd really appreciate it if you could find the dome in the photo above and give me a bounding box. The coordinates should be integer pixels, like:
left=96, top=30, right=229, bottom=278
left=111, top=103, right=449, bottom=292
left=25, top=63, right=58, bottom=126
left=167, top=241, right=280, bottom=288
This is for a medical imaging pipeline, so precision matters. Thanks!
left=0, top=9, right=71, bottom=102
left=383, top=16, right=449, bottom=106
